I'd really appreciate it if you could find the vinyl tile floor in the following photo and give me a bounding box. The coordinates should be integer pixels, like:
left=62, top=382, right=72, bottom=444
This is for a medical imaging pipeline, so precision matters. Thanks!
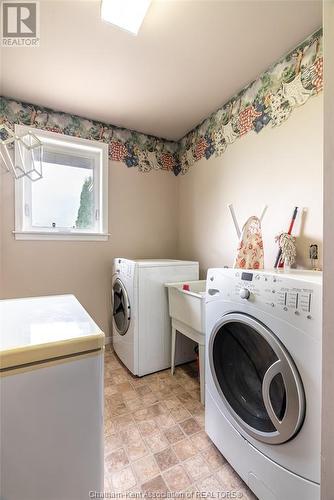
left=104, top=346, right=257, bottom=499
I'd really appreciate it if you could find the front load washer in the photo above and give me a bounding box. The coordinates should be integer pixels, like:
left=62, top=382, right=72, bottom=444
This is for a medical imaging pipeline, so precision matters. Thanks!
left=205, top=268, right=322, bottom=500
left=112, top=259, right=199, bottom=376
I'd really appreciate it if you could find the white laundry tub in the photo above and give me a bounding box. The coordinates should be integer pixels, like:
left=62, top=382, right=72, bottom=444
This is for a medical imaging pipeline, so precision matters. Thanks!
left=165, top=280, right=206, bottom=404
left=165, top=280, right=206, bottom=334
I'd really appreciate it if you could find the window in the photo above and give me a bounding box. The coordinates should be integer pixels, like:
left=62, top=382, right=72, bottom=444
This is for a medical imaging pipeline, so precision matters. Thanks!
left=14, top=126, right=109, bottom=241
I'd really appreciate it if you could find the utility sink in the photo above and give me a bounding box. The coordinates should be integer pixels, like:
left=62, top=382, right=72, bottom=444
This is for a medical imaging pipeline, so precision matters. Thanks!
left=165, top=280, right=206, bottom=334
left=165, top=280, right=206, bottom=404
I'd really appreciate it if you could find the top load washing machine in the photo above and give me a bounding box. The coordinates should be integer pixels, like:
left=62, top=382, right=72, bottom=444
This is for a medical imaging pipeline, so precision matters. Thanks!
left=112, top=259, right=199, bottom=376
left=205, top=268, right=322, bottom=500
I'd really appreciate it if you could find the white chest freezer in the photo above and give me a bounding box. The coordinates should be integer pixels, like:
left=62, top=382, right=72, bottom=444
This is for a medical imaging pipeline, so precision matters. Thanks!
left=0, top=294, right=105, bottom=500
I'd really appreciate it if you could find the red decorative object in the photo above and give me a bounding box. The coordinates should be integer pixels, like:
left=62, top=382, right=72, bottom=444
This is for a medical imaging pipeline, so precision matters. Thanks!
left=110, top=141, right=127, bottom=161
left=161, top=153, right=175, bottom=171
left=194, top=138, right=208, bottom=160
left=312, top=57, right=323, bottom=94
left=237, top=106, right=262, bottom=136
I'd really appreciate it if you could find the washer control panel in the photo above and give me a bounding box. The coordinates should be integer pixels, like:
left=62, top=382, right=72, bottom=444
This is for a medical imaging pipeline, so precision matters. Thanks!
left=207, top=269, right=322, bottom=323
left=234, top=271, right=314, bottom=317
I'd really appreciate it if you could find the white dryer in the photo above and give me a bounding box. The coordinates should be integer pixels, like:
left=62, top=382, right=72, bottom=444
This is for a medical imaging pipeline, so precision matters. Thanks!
left=112, top=259, right=199, bottom=376
left=205, top=268, right=322, bottom=500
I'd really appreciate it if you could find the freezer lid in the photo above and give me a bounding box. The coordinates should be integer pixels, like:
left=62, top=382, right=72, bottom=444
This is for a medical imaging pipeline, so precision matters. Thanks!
left=0, top=295, right=104, bottom=370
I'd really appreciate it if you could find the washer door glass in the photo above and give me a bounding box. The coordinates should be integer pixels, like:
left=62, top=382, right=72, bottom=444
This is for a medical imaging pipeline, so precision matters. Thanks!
left=112, top=279, right=131, bottom=335
left=209, top=313, right=305, bottom=444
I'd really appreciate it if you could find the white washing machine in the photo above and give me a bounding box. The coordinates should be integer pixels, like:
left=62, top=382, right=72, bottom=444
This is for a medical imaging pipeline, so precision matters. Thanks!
left=205, top=268, right=322, bottom=500
left=112, top=259, right=199, bottom=376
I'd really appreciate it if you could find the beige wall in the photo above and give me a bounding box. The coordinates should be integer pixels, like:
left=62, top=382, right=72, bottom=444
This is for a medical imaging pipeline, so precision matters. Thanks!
left=0, top=87, right=324, bottom=339
left=321, top=1, right=334, bottom=497
left=178, top=95, right=323, bottom=275
left=0, top=95, right=323, bottom=336
left=0, top=175, right=3, bottom=298
left=0, top=162, right=179, bottom=338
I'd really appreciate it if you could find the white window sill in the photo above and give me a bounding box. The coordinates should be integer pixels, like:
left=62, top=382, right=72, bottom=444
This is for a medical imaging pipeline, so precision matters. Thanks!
left=13, top=231, right=110, bottom=241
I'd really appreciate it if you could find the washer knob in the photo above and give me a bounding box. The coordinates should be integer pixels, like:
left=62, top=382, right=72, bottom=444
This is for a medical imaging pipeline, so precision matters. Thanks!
left=239, top=288, right=250, bottom=300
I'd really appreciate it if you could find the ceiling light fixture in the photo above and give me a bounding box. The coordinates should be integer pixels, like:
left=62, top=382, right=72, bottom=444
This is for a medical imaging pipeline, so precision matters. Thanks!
left=101, top=0, right=151, bottom=35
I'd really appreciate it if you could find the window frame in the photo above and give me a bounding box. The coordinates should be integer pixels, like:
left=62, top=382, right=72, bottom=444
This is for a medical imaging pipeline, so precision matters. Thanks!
left=14, top=126, right=109, bottom=241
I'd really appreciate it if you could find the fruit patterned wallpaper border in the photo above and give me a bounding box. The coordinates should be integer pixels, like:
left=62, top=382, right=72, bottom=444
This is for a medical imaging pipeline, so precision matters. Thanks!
left=0, top=97, right=180, bottom=174
left=0, top=29, right=323, bottom=177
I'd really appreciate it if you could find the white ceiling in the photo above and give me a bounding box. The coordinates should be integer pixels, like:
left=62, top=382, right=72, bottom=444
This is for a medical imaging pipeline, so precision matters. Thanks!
left=0, top=0, right=322, bottom=141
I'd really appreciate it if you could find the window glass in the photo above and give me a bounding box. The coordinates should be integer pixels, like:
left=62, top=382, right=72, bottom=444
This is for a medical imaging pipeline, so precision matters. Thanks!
left=113, top=279, right=130, bottom=335
left=31, top=163, right=94, bottom=229
left=14, top=125, right=108, bottom=240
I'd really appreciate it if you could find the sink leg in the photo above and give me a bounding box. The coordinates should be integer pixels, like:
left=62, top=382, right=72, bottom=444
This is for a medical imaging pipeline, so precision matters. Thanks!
left=199, top=343, right=205, bottom=405
left=171, top=326, right=177, bottom=375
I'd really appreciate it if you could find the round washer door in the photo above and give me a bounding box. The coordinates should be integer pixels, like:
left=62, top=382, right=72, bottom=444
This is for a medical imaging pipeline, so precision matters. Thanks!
left=209, top=313, right=305, bottom=445
left=112, top=278, right=131, bottom=335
